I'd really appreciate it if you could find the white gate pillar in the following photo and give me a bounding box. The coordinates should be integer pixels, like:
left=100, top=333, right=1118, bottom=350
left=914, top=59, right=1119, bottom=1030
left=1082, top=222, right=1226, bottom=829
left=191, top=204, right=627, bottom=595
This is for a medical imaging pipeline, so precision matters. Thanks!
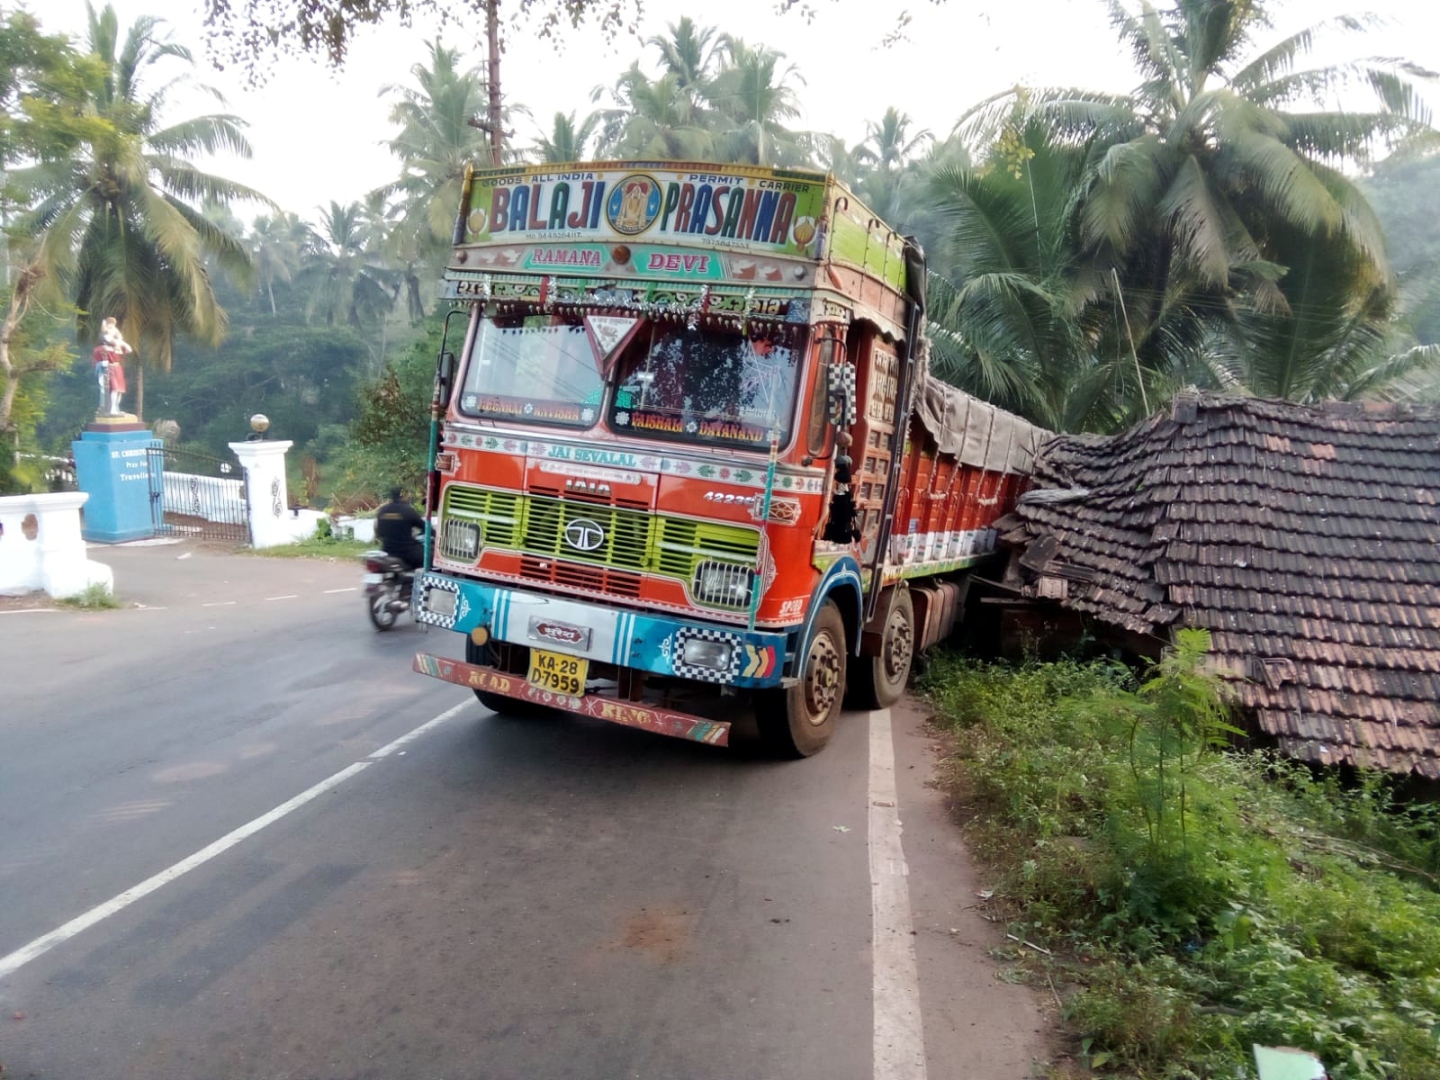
left=229, top=439, right=294, bottom=549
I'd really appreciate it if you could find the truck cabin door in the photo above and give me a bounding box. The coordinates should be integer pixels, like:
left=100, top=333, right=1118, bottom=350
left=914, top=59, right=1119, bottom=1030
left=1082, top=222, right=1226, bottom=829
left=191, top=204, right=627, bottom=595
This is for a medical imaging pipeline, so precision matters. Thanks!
left=848, top=331, right=901, bottom=567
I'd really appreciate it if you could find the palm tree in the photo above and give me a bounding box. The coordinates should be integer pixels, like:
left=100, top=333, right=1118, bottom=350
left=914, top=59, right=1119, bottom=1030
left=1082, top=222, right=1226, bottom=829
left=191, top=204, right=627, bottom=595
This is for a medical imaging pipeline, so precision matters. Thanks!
left=946, top=0, right=1436, bottom=422
left=710, top=37, right=809, bottom=166
left=816, top=134, right=868, bottom=189
left=12, top=3, right=264, bottom=419
left=1050, top=2, right=1423, bottom=373
left=593, top=64, right=714, bottom=161
left=248, top=211, right=310, bottom=317
left=378, top=41, right=490, bottom=266
left=646, top=17, right=720, bottom=108
left=856, top=107, right=931, bottom=226
left=304, top=200, right=394, bottom=332
left=531, top=111, right=600, bottom=163
left=925, top=125, right=1101, bottom=431
left=1214, top=219, right=1440, bottom=401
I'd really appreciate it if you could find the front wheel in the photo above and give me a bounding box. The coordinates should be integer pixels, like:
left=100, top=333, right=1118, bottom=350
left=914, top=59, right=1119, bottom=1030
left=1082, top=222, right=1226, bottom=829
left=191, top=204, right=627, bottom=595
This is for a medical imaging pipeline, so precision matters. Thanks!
left=756, top=600, right=847, bottom=758
left=847, top=588, right=915, bottom=709
left=367, top=587, right=398, bottom=631
left=466, top=638, right=554, bottom=718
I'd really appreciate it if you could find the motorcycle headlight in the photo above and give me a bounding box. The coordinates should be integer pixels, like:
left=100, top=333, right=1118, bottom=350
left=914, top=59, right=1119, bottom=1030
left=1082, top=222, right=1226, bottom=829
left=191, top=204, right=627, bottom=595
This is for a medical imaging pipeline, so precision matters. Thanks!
left=441, top=519, right=480, bottom=561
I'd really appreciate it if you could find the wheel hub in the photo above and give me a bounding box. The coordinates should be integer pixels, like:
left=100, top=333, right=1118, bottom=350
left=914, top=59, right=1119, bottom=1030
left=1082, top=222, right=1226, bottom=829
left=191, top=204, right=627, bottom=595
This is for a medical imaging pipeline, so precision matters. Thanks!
left=883, top=609, right=914, bottom=683
left=803, top=632, right=842, bottom=724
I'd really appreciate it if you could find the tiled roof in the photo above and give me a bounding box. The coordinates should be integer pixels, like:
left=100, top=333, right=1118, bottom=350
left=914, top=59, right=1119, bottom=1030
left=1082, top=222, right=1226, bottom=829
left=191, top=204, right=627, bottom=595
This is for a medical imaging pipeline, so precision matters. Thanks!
left=995, top=392, right=1440, bottom=778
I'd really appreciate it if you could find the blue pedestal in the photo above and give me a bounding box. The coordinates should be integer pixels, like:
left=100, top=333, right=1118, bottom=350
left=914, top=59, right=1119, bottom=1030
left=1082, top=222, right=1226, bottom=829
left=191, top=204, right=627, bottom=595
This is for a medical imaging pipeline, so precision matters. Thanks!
left=73, top=425, right=162, bottom=542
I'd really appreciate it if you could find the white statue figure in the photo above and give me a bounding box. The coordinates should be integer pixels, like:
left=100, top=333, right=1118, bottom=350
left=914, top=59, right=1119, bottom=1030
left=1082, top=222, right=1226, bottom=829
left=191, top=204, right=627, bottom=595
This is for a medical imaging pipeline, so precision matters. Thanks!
left=93, top=317, right=133, bottom=415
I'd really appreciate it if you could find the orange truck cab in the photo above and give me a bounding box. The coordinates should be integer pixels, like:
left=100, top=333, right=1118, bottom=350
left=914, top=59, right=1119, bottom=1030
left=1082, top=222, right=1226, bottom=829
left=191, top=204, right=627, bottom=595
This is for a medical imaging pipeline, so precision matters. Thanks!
left=412, top=161, right=1047, bottom=756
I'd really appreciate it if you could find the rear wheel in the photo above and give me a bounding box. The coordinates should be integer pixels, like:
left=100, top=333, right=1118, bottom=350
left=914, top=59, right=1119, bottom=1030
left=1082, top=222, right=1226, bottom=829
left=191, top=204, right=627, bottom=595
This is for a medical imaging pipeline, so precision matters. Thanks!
left=756, top=600, right=847, bottom=758
left=466, top=638, right=554, bottom=718
left=847, top=588, right=915, bottom=709
left=368, top=587, right=398, bottom=631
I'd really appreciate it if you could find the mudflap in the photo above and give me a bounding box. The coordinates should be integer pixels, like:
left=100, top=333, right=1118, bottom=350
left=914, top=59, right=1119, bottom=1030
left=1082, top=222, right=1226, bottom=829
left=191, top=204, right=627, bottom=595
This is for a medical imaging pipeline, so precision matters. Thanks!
left=413, top=653, right=731, bottom=746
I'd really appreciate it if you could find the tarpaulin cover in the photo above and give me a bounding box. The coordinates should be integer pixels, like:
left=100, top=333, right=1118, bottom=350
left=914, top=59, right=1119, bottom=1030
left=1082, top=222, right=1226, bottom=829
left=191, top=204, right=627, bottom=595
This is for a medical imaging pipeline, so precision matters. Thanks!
left=915, top=374, right=1048, bottom=474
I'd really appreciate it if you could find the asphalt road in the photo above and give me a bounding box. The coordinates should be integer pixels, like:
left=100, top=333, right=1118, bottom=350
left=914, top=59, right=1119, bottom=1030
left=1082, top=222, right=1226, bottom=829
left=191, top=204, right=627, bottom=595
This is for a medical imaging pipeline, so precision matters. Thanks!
left=0, top=543, right=1044, bottom=1079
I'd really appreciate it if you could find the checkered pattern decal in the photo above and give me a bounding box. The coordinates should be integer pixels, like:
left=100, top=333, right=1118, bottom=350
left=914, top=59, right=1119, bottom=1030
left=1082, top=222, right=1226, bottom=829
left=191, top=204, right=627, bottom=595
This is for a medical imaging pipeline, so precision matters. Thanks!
left=670, top=625, right=744, bottom=684
left=828, top=362, right=857, bottom=425
left=415, top=573, right=460, bottom=629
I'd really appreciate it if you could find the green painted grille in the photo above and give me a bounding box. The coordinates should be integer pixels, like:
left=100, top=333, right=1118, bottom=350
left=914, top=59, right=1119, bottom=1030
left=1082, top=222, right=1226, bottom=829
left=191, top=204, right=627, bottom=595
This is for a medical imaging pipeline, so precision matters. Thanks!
left=443, top=485, right=522, bottom=546
left=441, top=484, right=759, bottom=583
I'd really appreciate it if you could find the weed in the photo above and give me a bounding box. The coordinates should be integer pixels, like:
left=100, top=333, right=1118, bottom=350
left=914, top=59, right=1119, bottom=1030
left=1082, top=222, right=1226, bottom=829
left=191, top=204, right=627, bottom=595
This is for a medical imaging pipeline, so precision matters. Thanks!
left=923, top=643, right=1440, bottom=1079
left=56, top=583, right=120, bottom=610
left=249, top=533, right=371, bottom=560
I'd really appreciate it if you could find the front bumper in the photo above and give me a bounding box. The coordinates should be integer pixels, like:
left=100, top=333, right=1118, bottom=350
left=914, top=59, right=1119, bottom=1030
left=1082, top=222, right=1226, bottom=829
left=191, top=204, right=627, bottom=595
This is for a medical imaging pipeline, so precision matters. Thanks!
left=413, top=653, right=732, bottom=746
left=413, top=571, right=788, bottom=688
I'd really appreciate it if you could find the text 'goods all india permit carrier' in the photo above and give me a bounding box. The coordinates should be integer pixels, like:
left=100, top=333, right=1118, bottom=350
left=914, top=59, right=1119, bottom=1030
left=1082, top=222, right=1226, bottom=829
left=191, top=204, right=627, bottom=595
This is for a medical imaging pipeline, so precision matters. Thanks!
left=410, top=161, right=1049, bottom=756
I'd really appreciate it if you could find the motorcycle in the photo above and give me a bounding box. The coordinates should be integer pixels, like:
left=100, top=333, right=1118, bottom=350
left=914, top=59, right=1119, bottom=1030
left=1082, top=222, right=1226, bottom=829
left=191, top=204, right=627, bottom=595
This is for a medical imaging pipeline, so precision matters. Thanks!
left=362, top=550, right=414, bottom=631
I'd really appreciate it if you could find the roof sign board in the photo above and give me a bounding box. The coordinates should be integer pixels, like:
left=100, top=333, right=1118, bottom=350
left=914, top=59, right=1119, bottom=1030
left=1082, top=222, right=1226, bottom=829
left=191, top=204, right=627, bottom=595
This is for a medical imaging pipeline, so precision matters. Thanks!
left=462, top=164, right=829, bottom=260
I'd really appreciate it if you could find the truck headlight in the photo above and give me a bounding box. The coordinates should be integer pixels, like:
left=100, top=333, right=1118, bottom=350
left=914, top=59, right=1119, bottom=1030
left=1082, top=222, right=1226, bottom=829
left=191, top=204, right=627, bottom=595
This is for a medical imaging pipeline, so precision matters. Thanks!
left=682, top=638, right=734, bottom=671
left=692, top=561, right=753, bottom=608
left=441, top=519, right=480, bottom=561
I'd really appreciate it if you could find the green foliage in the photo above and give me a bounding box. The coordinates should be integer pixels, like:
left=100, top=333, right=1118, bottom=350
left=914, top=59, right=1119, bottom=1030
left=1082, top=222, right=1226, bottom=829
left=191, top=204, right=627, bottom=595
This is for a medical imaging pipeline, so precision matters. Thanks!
left=923, top=644, right=1440, bottom=1079
left=250, top=533, right=370, bottom=560
left=326, top=320, right=443, bottom=506
left=10, top=2, right=265, bottom=424
left=56, top=582, right=119, bottom=609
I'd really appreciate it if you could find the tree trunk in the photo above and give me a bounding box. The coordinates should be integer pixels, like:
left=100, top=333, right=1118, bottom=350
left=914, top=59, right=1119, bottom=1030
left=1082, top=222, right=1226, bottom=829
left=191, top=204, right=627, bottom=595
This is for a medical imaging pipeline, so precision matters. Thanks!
left=487, top=0, right=503, bottom=165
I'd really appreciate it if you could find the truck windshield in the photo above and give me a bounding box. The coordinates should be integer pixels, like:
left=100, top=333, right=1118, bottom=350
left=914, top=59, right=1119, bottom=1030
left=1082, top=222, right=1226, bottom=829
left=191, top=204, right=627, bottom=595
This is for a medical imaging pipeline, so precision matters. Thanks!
left=457, top=314, right=603, bottom=427
left=608, top=325, right=803, bottom=450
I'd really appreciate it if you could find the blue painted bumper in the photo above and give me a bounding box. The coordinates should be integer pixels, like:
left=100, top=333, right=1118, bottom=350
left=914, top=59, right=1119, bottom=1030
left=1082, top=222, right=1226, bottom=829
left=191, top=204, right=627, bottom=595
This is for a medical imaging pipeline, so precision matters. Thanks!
left=415, top=572, right=789, bottom=688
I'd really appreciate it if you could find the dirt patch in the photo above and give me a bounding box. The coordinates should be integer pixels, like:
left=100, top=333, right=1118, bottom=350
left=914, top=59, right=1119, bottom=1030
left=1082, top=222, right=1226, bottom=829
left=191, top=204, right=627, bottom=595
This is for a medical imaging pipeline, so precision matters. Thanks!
left=0, top=592, right=59, bottom=613
left=613, top=908, right=693, bottom=964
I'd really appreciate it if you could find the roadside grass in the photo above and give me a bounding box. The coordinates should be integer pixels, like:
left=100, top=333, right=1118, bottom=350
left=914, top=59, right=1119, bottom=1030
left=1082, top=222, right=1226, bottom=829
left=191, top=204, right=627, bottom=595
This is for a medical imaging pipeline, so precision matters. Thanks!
left=56, top=583, right=121, bottom=610
left=920, top=636, right=1440, bottom=1080
left=249, top=536, right=371, bottom=560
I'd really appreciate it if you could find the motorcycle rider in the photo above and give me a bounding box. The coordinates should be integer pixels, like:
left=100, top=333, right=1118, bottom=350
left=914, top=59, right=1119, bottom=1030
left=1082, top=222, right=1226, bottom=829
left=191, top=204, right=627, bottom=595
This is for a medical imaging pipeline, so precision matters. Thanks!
left=375, top=487, right=426, bottom=571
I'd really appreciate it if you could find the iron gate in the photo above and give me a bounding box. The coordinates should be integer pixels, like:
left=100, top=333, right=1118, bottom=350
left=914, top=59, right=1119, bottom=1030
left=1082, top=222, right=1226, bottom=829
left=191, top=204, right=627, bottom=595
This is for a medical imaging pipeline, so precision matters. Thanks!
left=146, top=446, right=250, bottom=543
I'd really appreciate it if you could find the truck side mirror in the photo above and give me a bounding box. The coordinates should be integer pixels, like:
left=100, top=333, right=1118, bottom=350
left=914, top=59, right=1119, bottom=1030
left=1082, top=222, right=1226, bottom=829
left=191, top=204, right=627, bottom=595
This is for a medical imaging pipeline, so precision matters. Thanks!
left=433, top=350, right=457, bottom=414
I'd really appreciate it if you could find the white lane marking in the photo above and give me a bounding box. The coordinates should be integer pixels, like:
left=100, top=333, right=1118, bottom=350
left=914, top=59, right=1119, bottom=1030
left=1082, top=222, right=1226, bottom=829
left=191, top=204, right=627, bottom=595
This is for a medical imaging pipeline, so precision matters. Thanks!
left=0, top=609, right=60, bottom=615
left=870, top=708, right=928, bottom=1080
left=266, top=594, right=299, bottom=601
left=324, top=587, right=358, bottom=594
left=368, top=699, right=471, bottom=758
left=202, top=601, right=236, bottom=608
left=0, top=761, right=369, bottom=981
left=0, top=698, right=472, bottom=982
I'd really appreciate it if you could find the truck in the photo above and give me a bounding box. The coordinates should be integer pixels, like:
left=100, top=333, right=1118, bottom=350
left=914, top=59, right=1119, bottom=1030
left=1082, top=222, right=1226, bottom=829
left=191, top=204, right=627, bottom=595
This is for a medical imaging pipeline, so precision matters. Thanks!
left=410, top=161, right=1047, bottom=756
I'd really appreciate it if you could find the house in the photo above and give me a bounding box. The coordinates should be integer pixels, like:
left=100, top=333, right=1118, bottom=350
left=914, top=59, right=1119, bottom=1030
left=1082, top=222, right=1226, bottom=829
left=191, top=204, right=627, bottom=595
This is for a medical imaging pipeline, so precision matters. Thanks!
left=991, top=391, right=1440, bottom=779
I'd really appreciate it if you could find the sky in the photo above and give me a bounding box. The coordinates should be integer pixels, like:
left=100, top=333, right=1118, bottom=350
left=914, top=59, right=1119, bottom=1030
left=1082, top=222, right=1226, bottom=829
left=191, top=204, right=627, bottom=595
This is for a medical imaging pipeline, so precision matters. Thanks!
left=42, top=0, right=1440, bottom=224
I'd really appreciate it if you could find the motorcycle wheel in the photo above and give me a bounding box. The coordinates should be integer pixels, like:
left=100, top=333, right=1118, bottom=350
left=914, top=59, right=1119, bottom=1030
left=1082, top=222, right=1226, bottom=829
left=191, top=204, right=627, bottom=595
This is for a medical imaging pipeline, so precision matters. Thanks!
left=368, top=586, right=399, bottom=631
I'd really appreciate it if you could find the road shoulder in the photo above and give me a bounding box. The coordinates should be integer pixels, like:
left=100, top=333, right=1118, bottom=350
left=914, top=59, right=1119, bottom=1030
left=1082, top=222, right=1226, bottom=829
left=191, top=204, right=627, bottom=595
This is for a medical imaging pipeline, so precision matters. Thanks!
left=893, top=695, right=1052, bottom=1079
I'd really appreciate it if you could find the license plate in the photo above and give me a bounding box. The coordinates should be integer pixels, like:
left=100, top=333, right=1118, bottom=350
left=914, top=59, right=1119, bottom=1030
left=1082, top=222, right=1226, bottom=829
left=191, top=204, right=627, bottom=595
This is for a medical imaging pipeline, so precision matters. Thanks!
left=527, top=649, right=588, bottom=696
left=362, top=573, right=384, bottom=585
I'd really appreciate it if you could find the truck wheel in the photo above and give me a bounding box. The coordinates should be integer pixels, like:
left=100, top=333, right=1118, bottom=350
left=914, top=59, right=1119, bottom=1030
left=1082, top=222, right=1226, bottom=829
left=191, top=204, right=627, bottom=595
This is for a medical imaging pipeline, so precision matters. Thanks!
left=848, top=589, right=915, bottom=709
left=466, top=638, right=554, bottom=719
left=757, top=600, right=847, bottom=758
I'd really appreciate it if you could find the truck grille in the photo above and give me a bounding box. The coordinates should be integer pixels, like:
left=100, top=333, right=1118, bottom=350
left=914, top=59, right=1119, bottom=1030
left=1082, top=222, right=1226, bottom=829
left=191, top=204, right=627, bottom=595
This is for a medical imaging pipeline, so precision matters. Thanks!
left=442, top=484, right=760, bottom=608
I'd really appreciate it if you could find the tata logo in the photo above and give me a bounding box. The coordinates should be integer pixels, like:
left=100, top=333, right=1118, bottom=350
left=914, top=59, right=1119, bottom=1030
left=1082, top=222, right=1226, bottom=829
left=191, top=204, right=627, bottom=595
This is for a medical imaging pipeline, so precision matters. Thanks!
left=563, top=518, right=606, bottom=552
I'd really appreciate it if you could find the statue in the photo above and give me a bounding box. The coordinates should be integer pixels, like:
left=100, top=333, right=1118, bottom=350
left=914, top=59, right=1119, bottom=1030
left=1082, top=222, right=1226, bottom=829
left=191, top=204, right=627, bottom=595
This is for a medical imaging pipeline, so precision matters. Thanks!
left=93, top=317, right=133, bottom=416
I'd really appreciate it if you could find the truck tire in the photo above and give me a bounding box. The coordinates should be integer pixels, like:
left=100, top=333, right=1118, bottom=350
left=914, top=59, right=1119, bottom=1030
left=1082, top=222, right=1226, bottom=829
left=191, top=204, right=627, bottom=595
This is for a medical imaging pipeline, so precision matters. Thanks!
left=756, top=600, right=847, bottom=758
left=848, top=588, right=915, bottom=709
left=466, top=638, right=554, bottom=719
